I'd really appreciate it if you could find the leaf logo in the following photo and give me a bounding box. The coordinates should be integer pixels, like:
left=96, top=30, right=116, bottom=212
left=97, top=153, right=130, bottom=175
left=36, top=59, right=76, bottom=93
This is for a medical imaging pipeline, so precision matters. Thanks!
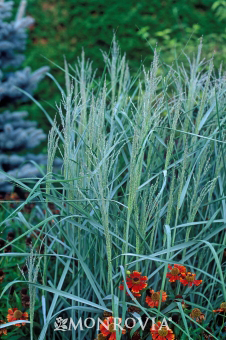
left=54, top=317, right=68, bottom=331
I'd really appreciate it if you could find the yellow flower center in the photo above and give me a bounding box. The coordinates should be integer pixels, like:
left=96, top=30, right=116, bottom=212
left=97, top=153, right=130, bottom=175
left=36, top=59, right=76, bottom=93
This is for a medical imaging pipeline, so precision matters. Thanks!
left=220, top=302, right=226, bottom=311
left=158, top=327, right=168, bottom=336
left=185, top=274, right=195, bottom=282
left=13, top=310, right=23, bottom=319
left=191, top=308, right=201, bottom=318
left=108, top=323, right=115, bottom=333
left=132, top=277, right=140, bottom=284
left=151, top=292, right=160, bottom=301
left=171, top=267, right=180, bottom=275
left=98, top=334, right=106, bottom=340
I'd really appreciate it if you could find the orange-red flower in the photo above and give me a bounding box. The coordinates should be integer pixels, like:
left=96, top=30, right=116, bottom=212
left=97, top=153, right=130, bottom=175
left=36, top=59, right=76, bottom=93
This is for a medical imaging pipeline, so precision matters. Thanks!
left=129, top=291, right=142, bottom=298
left=119, top=289, right=142, bottom=298
left=213, top=302, right=226, bottom=313
left=180, top=272, right=202, bottom=287
left=190, top=308, right=205, bottom=323
left=190, top=308, right=201, bottom=318
left=195, top=314, right=205, bottom=324
left=7, top=308, right=28, bottom=327
left=99, top=317, right=126, bottom=340
left=0, top=320, right=7, bottom=336
left=145, top=290, right=167, bottom=308
left=166, top=264, right=186, bottom=282
left=150, top=321, right=175, bottom=340
left=119, top=271, right=148, bottom=294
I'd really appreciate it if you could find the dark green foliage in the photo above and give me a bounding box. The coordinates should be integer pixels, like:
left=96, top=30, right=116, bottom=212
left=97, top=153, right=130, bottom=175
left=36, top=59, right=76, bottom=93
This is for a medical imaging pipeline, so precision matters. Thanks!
left=13, top=0, right=226, bottom=127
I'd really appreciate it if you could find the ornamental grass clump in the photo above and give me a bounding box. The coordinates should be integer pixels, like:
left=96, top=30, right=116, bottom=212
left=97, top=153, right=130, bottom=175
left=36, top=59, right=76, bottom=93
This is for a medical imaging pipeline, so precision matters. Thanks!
left=0, top=36, right=225, bottom=339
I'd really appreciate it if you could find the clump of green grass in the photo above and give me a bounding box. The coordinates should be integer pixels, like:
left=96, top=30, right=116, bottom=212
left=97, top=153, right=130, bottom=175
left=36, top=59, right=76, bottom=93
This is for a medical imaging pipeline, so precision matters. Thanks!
left=0, top=37, right=226, bottom=340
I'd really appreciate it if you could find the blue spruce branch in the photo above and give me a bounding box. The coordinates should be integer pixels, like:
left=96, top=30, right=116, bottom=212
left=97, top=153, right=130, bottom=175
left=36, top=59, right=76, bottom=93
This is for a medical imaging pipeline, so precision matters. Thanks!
left=0, top=1, right=57, bottom=192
